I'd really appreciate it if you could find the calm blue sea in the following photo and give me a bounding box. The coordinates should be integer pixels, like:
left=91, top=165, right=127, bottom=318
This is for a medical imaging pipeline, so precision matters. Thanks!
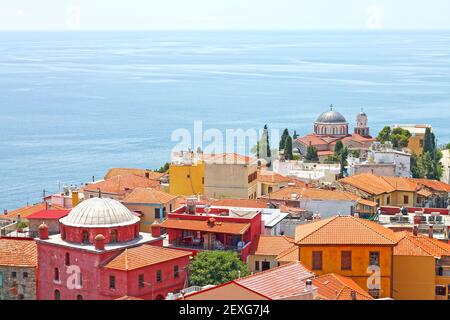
left=0, top=30, right=450, bottom=210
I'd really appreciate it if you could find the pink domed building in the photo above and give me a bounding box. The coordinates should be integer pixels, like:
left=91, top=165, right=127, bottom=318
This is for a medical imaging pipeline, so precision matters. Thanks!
left=36, top=197, right=191, bottom=300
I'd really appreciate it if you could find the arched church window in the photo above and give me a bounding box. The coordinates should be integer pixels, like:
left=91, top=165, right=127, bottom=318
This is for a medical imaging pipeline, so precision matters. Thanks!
left=110, top=230, right=118, bottom=243
left=54, top=290, right=61, bottom=300
left=82, top=230, right=89, bottom=244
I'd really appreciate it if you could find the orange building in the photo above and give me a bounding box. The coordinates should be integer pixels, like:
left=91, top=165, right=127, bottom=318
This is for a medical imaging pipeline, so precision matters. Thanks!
left=294, top=216, right=397, bottom=299
left=393, top=230, right=450, bottom=300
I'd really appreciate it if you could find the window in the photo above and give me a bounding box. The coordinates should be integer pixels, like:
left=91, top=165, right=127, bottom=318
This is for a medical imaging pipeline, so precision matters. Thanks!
left=78, top=273, right=83, bottom=287
left=109, top=275, right=116, bottom=289
left=268, top=186, right=273, bottom=194
left=435, top=286, right=446, bottom=296
left=77, top=295, right=83, bottom=300
left=82, top=230, right=89, bottom=244
left=154, top=208, right=162, bottom=220
left=174, top=265, right=179, bottom=278
left=403, top=195, right=409, bottom=204
left=341, top=251, right=352, bottom=270
left=54, top=290, right=61, bottom=300
left=110, top=230, right=118, bottom=243
left=54, top=268, right=60, bottom=282
left=0, top=272, right=3, bottom=288
left=255, top=261, right=260, bottom=271
left=156, top=270, right=162, bottom=283
left=369, top=252, right=380, bottom=266
left=138, top=274, right=144, bottom=288
left=12, top=271, right=17, bottom=278
left=23, top=272, right=28, bottom=278
left=386, top=196, right=391, bottom=205
left=65, top=253, right=70, bottom=266
left=312, top=251, right=323, bottom=270
left=262, top=261, right=271, bottom=271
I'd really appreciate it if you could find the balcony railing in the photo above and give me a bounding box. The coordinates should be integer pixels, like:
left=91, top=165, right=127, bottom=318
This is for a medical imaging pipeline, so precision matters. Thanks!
left=170, top=240, right=244, bottom=252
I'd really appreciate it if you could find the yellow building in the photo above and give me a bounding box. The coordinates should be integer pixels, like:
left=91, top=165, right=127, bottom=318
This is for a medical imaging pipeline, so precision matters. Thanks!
left=169, top=160, right=204, bottom=196
left=121, top=188, right=178, bottom=233
left=392, top=124, right=432, bottom=155
left=338, top=173, right=416, bottom=207
left=295, top=216, right=397, bottom=299
left=393, top=231, right=450, bottom=300
left=256, top=169, right=293, bottom=197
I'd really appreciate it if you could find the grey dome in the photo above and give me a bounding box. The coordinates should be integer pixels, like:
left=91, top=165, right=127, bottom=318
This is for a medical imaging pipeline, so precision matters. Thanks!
left=316, top=110, right=347, bottom=124
left=60, top=197, right=139, bottom=228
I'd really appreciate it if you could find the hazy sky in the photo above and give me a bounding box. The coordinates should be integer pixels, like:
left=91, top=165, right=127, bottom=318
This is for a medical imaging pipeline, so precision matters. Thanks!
left=1, top=0, right=450, bottom=31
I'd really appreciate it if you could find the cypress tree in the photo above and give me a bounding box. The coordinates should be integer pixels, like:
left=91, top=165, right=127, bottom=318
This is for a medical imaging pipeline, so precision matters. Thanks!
left=284, top=135, right=293, bottom=160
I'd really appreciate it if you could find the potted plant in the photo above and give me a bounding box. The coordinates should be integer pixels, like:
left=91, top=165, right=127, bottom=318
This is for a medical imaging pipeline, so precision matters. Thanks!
left=16, top=221, right=28, bottom=233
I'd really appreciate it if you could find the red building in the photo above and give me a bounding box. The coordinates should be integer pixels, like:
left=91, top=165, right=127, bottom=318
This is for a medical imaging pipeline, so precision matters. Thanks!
left=36, top=197, right=191, bottom=300
left=156, top=201, right=263, bottom=261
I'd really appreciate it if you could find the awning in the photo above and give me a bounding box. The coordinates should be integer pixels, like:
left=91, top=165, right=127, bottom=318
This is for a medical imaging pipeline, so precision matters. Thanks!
left=160, top=219, right=250, bottom=235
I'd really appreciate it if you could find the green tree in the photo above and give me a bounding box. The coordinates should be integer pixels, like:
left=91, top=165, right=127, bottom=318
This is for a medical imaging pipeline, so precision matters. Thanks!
left=279, top=128, right=289, bottom=150
left=293, top=130, right=299, bottom=140
left=334, top=141, right=344, bottom=155
left=189, top=251, right=250, bottom=286
left=284, top=135, right=293, bottom=160
left=155, top=162, right=170, bottom=173
left=446, top=142, right=450, bottom=150
left=305, top=145, right=319, bottom=162
left=376, top=126, right=391, bottom=143
left=264, top=125, right=271, bottom=158
left=411, top=153, right=425, bottom=178
left=423, top=127, right=436, bottom=154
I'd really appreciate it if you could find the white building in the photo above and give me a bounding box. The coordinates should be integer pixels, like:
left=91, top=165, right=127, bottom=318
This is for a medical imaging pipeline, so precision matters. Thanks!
left=272, top=160, right=341, bottom=185
left=347, top=142, right=411, bottom=177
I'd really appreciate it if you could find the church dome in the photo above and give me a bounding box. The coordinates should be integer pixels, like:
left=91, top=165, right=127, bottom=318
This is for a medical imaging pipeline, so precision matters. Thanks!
left=316, top=110, right=347, bottom=123
left=60, top=197, right=139, bottom=228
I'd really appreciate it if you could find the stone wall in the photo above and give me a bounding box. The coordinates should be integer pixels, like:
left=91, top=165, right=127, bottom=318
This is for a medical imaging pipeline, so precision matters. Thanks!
left=0, top=266, right=36, bottom=300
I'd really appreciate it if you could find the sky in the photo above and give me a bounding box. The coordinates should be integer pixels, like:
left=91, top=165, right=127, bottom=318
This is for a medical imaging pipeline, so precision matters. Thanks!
left=0, top=0, right=450, bottom=31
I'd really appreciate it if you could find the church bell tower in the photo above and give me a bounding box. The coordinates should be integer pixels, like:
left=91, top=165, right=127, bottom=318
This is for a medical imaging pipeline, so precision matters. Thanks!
left=354, top=109, right=370, bottom=137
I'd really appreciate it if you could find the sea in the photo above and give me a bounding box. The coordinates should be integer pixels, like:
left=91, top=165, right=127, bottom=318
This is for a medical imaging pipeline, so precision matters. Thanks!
left=0, top=30, right=449, bottom=210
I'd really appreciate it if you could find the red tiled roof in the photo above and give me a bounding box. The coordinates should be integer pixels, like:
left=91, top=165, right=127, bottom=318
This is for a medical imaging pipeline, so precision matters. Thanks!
left=276, top=245, right=299, bottom=263
left=84, top=174, right=160, bottom=195
left=0, top=238, right=37, bottom=267
left=313, top=273, right=374, bottom=300
left=338, top=173, right=396, bottom=195
left=268, top=187, right=361, bottom=202
left=295, top=216, right=398, bottom=245
left=394, top=232, right=450, bottom=257
left=211, top=198, right=269, bottom=209
left=317, top=150, right=334, bottom=156
left=160, top=219, right=251, bottom=235
left=105, top=168, right=164, bottom=180
left=411, top=179, right=450, bottom=192
left=257, top=170, right=292, bottom=184
left=249, top=235, right=294, bottom=256
left=234, top=262, right=315, bottom=300
left=296, top=134, right=329, bottom=147
left=26, top=209, right=70, bottom=220
left=103, top=245, right=191, bottom=271
left=122, top=188, right=178, bottom=204
left=2, top=203, right=66, bottom=221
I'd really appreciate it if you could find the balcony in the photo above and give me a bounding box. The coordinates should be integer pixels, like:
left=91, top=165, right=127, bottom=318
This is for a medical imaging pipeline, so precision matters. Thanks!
left=169, top=239, right=246, bottom=252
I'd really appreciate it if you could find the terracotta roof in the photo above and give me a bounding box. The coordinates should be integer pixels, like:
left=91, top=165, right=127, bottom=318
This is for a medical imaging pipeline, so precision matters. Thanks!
left=103, top=245, right=191, bottom=271
left=257, top=170, right=292, bottom=184
left=115, top=296, right=144, bottom=300
left=105, top=168, right=164, bottom=180
left=338, top=173, right=396, bottom=195
left=211, top=198, right=269, bottom=209
left=296, top=134, right=329, bottom=147
left=0, top=238, right=37, bottom=267
left=411, top=179, right=450, bottom=192
left=394, top=232, right=450, bottom=258
left=84, top=174, right=160, bottom=195
left=313, top=273, right=374, bottom=300
left=268, top=187, right=361, bottom=202
left=317, top=150, right=334, bottom=156
left=417, top=189, right=433, bottom=198
left=160, top=219, right=251, bottom=235
left=26, top=209, right=70, bottom=220
left=234, top=262, right=315, bottom=300
left=2, top=202, right=66, bottom=221
left=276, top=245, right=299, bottom=263
left=249, top=235, right=294, bottom=256
left=357, top=199, right=379, bottom=207
left=380, top=176, right=417, bottom=192
left=122, top=188, right=178, bottom=204
left=295, top=216, right=398, bottom=245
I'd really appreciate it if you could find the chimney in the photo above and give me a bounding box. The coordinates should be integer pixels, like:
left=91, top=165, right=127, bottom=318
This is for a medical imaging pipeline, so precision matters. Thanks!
left=305, top=279, right=313, bottom=292
left=413, top=225, right=419, bottom=236
left=72, top=191, right=79, bottom=207
left=3, top=209, right=7, bottom=215
left=351, top=290, right=357, bottom=300
left=151, top=223, right=161, bottom=237
left=94, top=234, right=105, bottom=250
left=98, top=188, right=102, bottom=198
left=428, top=225, right=434, bottom=239
left=38, top=223, right=49, bottom=240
